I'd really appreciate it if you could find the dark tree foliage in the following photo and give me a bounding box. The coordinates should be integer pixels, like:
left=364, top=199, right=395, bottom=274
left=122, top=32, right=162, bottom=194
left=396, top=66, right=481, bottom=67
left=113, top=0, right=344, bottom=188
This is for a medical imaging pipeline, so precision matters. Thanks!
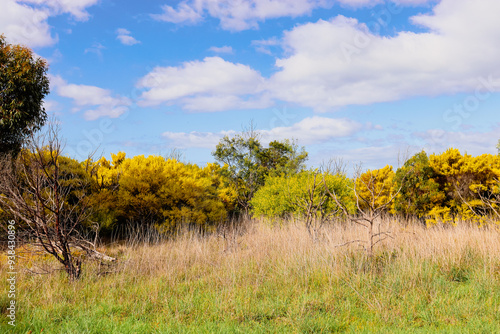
left=0, top=35, right=50, bottom=155
left=394, top=151, right=443, bottom=220
left=213, top=127, right=308, bottom=214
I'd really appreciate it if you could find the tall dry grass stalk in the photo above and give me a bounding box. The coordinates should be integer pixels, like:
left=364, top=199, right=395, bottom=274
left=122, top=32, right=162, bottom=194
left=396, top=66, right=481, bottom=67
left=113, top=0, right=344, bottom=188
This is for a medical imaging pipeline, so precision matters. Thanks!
left=103, top=218, right=500, bottom=287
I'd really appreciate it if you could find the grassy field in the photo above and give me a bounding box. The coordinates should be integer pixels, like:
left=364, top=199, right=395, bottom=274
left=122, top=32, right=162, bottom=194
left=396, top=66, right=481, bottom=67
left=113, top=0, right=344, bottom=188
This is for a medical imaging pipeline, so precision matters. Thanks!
left=1, top=219, right=500, bottom=333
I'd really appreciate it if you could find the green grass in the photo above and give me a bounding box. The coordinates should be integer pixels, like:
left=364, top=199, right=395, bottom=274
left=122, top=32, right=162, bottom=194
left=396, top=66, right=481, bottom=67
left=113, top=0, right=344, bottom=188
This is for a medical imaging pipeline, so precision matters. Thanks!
left=1, top=222, right=500, bottom=333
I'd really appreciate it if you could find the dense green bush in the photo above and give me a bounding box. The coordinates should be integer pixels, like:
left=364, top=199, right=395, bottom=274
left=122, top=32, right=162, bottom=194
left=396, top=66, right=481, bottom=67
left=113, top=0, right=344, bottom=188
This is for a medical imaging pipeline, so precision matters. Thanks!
left=250, top=170, right=356, bottom=221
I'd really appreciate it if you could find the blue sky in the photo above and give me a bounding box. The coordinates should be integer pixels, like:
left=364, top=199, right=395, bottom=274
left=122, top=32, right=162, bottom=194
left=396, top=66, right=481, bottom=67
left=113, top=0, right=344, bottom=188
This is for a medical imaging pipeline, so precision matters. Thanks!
left=2, top=0, right=500, bottom=169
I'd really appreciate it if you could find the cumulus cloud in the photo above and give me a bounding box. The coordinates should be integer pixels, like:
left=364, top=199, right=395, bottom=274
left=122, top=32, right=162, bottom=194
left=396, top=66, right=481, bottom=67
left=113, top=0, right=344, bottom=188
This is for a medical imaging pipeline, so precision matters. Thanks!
left=268, top=0, right=500, bottom=110
left=144, top=0, right=500, bottom=113
left=0, top=0, right=99, bottom=48
left=162, top=116, right=363, bottom=149
left=136, top=56, right=271, bottom=111
left=151, top=0, right=439, bottom=30
left=50, top=75, right=132, bottom=120
left=152, top=0, right=332, bottom=31
left=0, top=0, right=54, bottom=47
left=152, top=1, right=203, bottom=24
left=23, top=0, right=100, bottom=20
left=116, top=28, right=140, bottom=46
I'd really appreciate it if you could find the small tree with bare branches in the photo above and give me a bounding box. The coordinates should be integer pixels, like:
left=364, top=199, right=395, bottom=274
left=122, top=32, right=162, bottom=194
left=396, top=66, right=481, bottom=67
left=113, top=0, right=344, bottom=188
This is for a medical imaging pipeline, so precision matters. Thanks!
left=290, top=169, right=355, bottom=240
left=0, top=123, right=114, bottom=280
left=326, top=164, right=405, bottom=256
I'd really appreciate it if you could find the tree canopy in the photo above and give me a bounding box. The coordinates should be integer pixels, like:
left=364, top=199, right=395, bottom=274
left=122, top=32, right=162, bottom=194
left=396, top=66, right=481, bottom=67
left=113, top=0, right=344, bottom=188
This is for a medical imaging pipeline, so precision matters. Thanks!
left=0, top=35, right=50, bottom=155
left=212, top=128, right=308, bottom=214
left=394, top=151, right=443, bottom=219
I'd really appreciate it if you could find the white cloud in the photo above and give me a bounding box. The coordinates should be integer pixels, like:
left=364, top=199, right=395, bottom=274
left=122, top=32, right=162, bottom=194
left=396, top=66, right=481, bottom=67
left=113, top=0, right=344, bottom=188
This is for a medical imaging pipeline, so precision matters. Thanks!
left=181, top=94, right=272, bottom=112
left=145, top=0, right=500, bottom=113
left=152, top=0, right=332, bottom=31
left=261, top=116, right=363, bottom=144
left=0, top=0, right=54, bottom=47
left=136, top=56, right=270, bottom=111
left=0, top=0, right=98, bottom=48
left=116, top=28, right=130, bottom=35
left=392, top=0, right=435, bottom=5
left=336, top=0, right=434, bottom=8
left=50, top=75, right=132, bottom=120
left=23, top=0, right=100, bottom=21
left=209, top=45, right=233, bottom=54
left=42, top=100, right=60, bottom=112
left=335, top=0, right=382, bottom=8
left=163, top=130, right=237, bottom=149
left=267, top=0, right=500, bottom=110
left=151, top=0, right=438, bottom=31
left=116, top=28, right=140, bottom=46
left=414, top=127, right=500, bottom=157
left=152, top=1, right=203, bottom=24
left=162, top=116, right=363, bottom=149
left=252, top=37, right=280, bottom=55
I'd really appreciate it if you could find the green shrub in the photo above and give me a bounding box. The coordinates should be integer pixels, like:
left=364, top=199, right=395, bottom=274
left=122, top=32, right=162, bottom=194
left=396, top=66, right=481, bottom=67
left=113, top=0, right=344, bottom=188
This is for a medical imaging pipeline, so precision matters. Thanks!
left=250, top=170, right=356, bottom=221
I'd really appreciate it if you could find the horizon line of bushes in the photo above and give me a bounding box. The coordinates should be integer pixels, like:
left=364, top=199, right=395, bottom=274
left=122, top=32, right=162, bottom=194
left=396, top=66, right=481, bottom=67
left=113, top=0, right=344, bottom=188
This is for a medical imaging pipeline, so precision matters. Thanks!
left=2, top=132, right=500, bottom=238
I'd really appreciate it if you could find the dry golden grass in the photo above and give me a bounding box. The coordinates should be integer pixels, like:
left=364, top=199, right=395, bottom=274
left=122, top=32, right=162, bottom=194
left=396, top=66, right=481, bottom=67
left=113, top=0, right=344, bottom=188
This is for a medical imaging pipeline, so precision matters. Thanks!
left=3, top=219, right=500, bottom=333
left=103, top=218, right=500, bottom=287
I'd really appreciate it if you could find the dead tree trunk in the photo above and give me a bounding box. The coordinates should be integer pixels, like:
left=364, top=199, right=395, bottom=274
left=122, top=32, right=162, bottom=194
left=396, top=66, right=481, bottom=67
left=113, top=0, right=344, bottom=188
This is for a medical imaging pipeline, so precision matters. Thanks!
left=0, top=122, right=114, bottom=281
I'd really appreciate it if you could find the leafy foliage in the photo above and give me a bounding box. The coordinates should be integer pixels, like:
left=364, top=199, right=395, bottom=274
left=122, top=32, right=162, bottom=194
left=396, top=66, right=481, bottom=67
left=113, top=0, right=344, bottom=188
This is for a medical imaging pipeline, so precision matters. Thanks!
left=354, top=165, right=396, bottom=214
left=394, top=151, right=444, bottom=219
left=250, top=170, right=356, bottom=221
left=0, top=35, right=50, bottom=155
left=90, top=153, right=237, bottom=232
left=427, top=148, right=500, bottom=224
left=213, top=130, right=308, bottom=213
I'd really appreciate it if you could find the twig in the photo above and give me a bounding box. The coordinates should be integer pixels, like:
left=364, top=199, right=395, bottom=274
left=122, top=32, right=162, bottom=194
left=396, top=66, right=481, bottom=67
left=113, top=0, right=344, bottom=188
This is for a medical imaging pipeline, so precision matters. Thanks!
left=332, top=239, right=366, bottom=248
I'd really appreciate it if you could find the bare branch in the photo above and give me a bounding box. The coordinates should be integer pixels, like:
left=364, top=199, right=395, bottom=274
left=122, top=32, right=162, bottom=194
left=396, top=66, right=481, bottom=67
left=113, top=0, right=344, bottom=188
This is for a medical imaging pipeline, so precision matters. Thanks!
left=0, top=119, right=113, bottom=280
left=332, top=239, right=366, bottom=248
